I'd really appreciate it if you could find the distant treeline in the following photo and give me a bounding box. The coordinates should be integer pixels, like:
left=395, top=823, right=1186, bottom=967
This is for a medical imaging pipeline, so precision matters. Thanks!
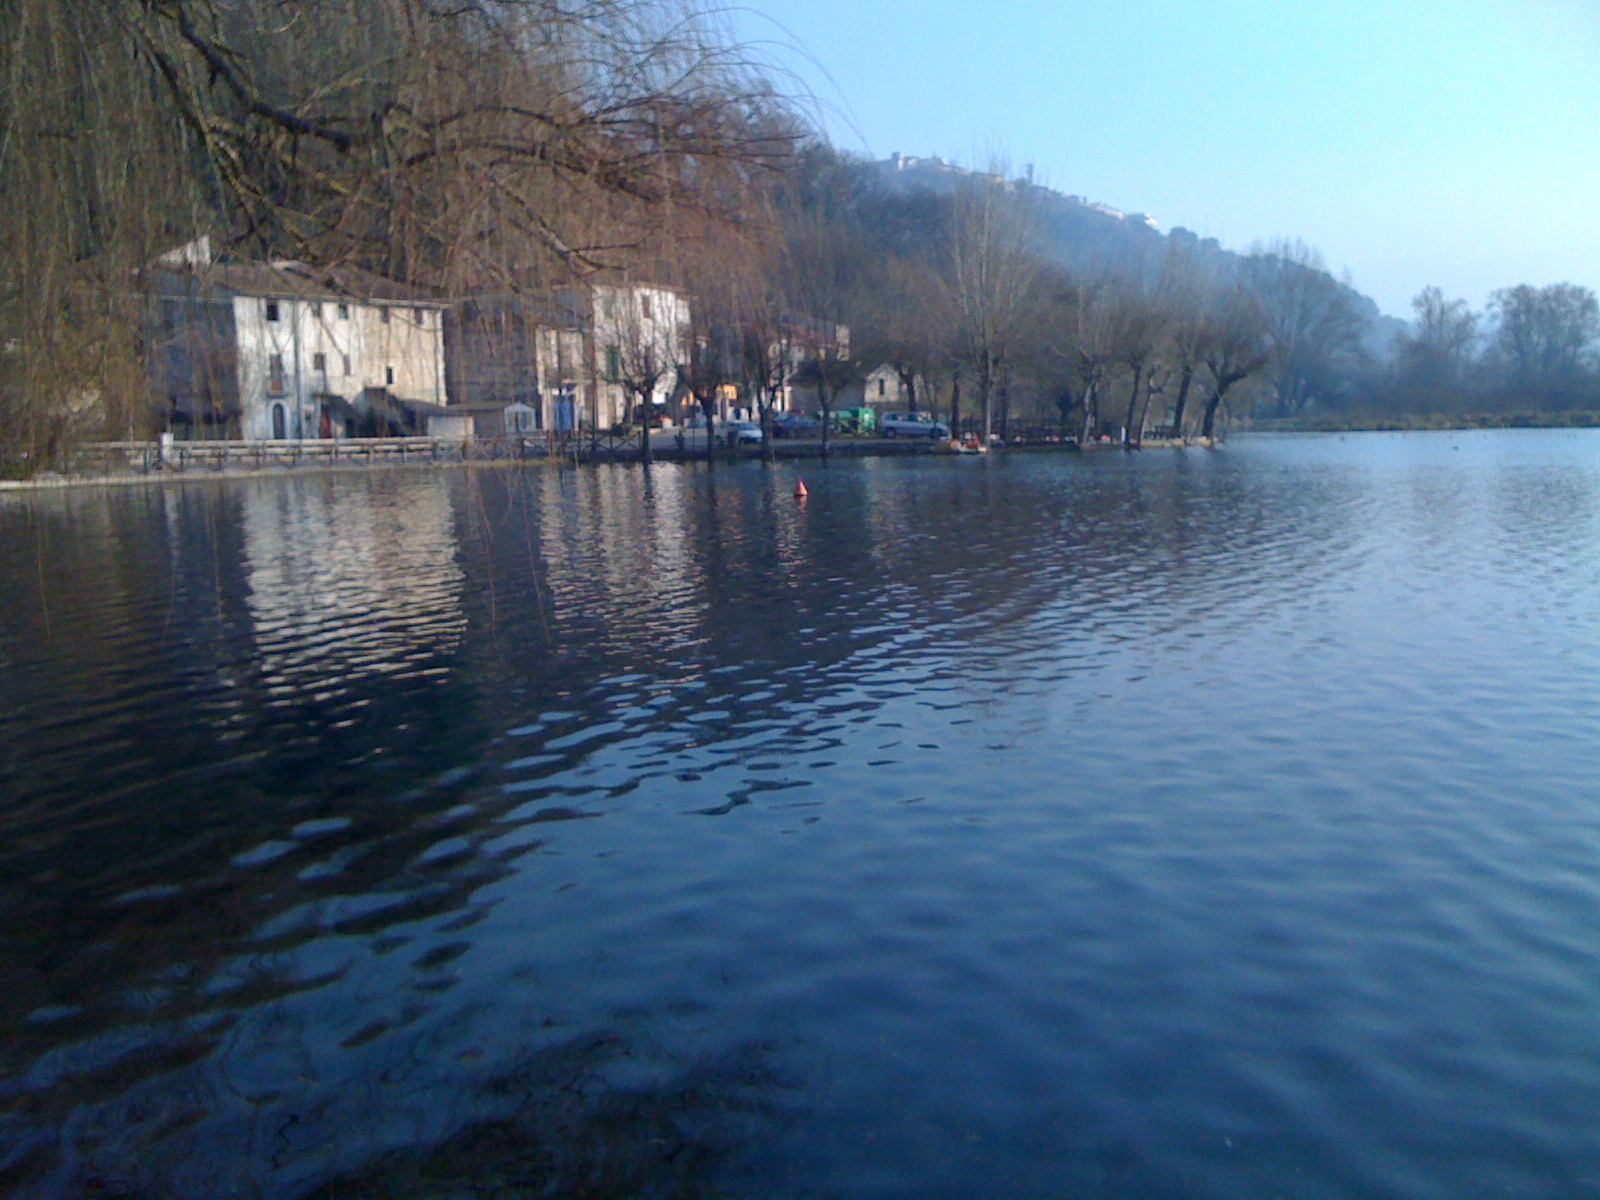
left=1353, top=283, right=1600, bottom=423
left=777, top=153, right=1600, bottom=442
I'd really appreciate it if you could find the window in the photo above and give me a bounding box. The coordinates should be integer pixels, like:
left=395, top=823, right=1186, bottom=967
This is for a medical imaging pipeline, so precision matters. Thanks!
left=641, top=294, right=653, bottom=320
left=605, top=345, right=621, bottom=382
left=337, top=303, right=349, bottom=320
left=265, top=301, right=280, bottom=323
left=878, top=378, right=886, bottom=397
left=311, top=303, right=322, bottom=318
left=342, top=354, right=351, bottom=377
left=271, top=403, right=287, bottom=440
left=380, top=306, right=390, bottom=324
left=385, top=366, right=395, bottom=386
left=268, top=354, right=285, bottom=393
left=312, top=352, right=326, bottom=372
left=415, top=308, right=426, bottom=326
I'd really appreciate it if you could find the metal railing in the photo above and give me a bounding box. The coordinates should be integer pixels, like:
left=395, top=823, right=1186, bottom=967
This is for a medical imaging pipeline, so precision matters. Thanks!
left=76, top=434, right=606, bottom=474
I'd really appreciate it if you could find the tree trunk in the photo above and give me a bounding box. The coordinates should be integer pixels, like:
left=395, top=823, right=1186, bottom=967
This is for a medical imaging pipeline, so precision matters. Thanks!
left=900, top=366, right=918, bottom=415
left=1132, top=372, right=1159, bottom=447
left=700, top=394, right=717, bottom=463
left=979, top=356, right=994, bottom=444
left=1080, top=378, right=1099, bottom=442
left=1169, top=365, right=1195, bottom=440
left=1201, top=387, right=1224, bottom=440
left=948, top=366, right=961, bottom=433
left=818, top=381, right=832, bottom=460
left=1121, top=366, right=1144, bottom=447
left=638, top=390, right=653, bottom=465
left=998, top=367, right=1011, bottom=443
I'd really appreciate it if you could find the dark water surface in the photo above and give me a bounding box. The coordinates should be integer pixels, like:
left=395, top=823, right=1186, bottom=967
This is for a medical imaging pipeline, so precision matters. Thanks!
left=4, top=431, right=1600, bottom=1198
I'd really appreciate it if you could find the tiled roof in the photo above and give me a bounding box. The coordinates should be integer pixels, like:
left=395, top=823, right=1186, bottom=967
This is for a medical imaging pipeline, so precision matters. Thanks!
left=153, top=260, right=446, bottom=306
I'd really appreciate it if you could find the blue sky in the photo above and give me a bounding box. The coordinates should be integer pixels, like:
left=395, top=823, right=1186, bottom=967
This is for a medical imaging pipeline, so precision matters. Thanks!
left=732, top=0, right=1600, bottom=316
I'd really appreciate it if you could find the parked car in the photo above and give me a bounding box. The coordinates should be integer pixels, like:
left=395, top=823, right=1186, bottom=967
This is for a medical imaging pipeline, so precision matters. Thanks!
left=880, top=411, right=950, bottom=439
left=772, top=411, right=821, bottom=438
left=725, top=420, right=764, bottom=446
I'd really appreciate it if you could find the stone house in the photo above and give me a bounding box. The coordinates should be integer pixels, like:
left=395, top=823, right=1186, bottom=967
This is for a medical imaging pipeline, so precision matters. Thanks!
left=148, top=243, right=449, bottom=440
left=446, top=293, right=589, bottom=435
left=447, top=283, right=690, bottom=433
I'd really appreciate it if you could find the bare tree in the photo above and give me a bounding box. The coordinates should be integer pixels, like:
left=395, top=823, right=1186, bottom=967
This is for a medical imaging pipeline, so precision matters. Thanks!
left=737, top=281, right=798, bottom=463
left=603, top=285, right=685, bottom=465
left=1200, top=289, right=1271, bottom=440
left=862, top=255, right=948, bottom=417
left=1157, top=251, right=1214, bottom=439
left=1392, top=286, right=1479, bottom=407
left=949, top=169, right=1041, bottom=443
left=1489, top=283, right=1598, bottom=399
left=1112, top=283, right=1162, bottom=446
left=1243, top=239, right=1367, bottom=416
left=786, top=212, right=863, bottom=458
left=1043, top=275, right=1121, bottom=442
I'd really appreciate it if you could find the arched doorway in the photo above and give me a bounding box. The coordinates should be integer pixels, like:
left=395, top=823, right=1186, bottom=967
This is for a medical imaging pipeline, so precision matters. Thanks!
left=271, top=403, right=287, bottom=440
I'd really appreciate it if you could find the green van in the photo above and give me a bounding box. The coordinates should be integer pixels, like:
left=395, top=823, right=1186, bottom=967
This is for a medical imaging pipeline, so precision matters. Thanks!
left=830, top=407, right=877, bottom=434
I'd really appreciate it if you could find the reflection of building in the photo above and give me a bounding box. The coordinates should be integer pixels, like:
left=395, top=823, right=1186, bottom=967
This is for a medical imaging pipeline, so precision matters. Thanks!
left=148, top=239, right=450, bottom=441
left=241, top=475, right=465, bottom=696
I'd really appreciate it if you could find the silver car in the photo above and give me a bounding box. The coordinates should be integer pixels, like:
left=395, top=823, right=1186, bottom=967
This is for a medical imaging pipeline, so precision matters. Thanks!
left=880, top=411, right=950, bottom=439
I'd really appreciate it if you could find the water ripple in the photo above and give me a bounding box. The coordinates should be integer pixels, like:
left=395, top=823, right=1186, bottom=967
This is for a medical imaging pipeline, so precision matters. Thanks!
left=3, top=435, right=1600, bottom=1198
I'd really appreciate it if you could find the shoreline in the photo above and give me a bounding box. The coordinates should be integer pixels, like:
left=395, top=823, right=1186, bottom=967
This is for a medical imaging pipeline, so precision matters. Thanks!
left=0, top=436, right=1227, bottom=493
left=1248, top=412, right=1600, bottom=434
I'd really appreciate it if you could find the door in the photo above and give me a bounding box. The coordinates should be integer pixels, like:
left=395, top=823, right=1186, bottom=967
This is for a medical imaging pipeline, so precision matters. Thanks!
left=271, top=403, right=287, bottom=440
left=553, top=388, right=576, bottom=432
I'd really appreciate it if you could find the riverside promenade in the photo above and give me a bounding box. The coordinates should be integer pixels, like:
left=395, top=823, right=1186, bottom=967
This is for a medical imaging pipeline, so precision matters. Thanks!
left=0, top=431, right=1210, bottom=491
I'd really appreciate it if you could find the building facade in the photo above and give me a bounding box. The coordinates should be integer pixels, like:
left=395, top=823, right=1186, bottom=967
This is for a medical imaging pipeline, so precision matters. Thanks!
left=150, top=250, right=448, bottom=440
left=447, top=293, right=589, bottom=434
left=580, top=284, right=692, bottom=429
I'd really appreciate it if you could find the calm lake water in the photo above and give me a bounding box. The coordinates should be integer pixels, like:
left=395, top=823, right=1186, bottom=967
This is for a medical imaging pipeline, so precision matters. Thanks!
left=3, top=431, right=1600, bottom=1199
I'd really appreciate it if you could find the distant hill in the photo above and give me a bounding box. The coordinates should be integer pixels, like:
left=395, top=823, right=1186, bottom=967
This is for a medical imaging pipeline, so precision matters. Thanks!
left=866, top=153, right=1407, bottom=361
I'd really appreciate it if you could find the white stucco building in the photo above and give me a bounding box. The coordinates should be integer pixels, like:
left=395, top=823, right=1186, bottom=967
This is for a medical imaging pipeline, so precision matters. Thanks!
left=578, top=283, right=692, bottom=428
left=150, top=247, right=449, bottom=440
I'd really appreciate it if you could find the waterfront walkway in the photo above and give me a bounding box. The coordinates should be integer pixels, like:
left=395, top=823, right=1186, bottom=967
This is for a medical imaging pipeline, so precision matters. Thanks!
left=0, top=432, right=1210, bottom=490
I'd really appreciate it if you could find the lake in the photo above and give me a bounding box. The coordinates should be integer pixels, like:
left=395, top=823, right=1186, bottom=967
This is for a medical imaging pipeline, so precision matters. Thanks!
left=3, top=431, right=1600, bottom=1198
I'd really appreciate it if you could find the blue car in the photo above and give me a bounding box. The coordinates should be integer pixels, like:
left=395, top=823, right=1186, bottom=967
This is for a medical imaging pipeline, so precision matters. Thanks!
left=771, top=411, right=822, bottom=438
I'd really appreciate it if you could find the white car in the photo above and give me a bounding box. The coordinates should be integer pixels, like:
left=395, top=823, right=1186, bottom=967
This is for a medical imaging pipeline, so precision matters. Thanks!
left=880, top=411, right=950, bottom=439
left=726, top=421, right=764, bottom=445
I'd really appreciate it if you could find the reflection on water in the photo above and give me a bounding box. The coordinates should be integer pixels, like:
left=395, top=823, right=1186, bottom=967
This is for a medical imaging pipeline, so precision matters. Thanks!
left=3, top=433, right=1600, bottom=1198
left=243, top=476, right=466, bottom=699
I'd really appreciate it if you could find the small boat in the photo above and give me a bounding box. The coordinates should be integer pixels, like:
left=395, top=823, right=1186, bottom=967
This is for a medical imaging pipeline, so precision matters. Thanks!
left=939, top=434, right=988, bottom=455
